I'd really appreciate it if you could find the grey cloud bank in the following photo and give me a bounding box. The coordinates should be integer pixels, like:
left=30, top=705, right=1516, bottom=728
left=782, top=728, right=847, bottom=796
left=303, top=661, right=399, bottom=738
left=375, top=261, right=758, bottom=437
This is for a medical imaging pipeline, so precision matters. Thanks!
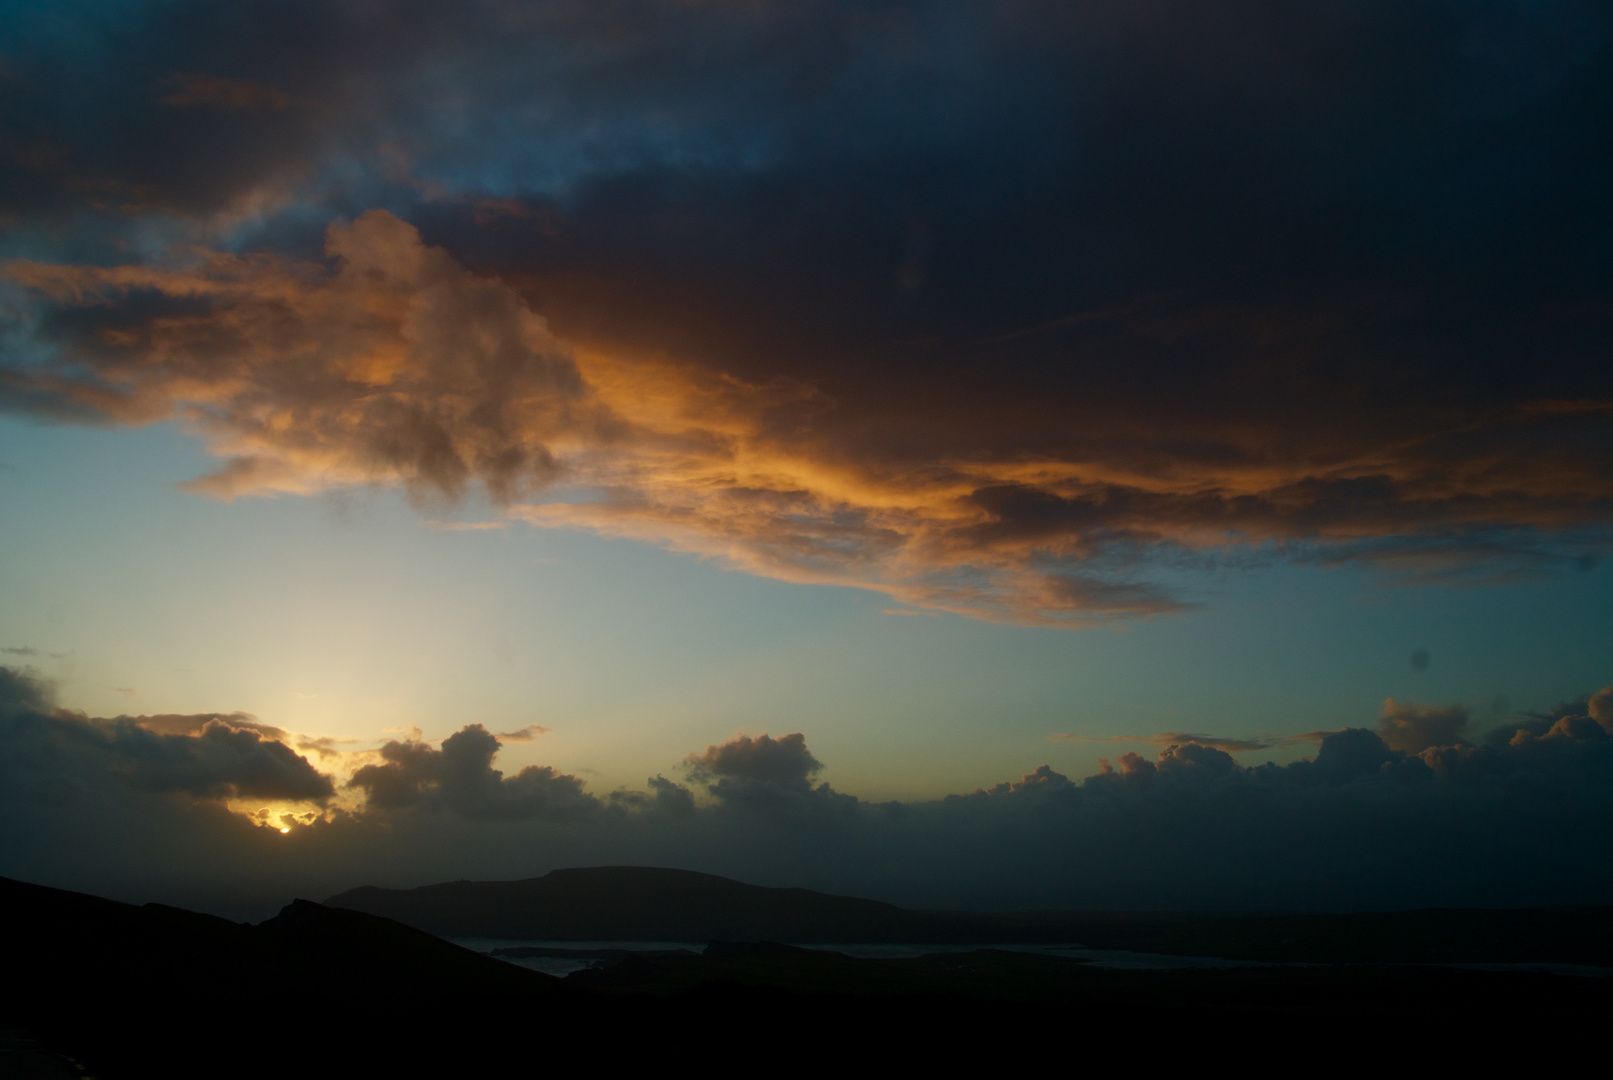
left=2, top=666, right=1610, bottom=919
left=348, top=724, right=596, bottom=822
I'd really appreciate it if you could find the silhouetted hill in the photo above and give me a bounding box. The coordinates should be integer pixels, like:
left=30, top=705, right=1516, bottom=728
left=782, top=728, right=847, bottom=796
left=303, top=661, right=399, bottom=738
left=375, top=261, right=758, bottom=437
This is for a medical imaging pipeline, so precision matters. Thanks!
left=3, top=873, right=1611, bottom=1075
left=327, top=865, right=958, bottom=941
left=0, top=875, right=563, bottom=1003
left=1052, top=907, right=1613, bottom=966
left=328, top=866, right=1613, bottom=966
left=0, top=875, right=565, bottom=1077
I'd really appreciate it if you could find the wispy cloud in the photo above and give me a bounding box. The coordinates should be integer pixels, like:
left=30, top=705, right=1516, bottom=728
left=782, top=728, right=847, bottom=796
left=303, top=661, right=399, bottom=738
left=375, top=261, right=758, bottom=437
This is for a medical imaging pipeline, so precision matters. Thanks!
left=423, top=520, right=507, bottom=531
left=494, top=724, right=550, bottom=743
left=1052, top=731, right=1283, bottom=754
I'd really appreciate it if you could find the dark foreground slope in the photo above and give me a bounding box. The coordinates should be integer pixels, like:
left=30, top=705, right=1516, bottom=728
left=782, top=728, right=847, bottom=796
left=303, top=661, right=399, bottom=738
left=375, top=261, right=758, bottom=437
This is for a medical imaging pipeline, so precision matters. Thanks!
left=1, top=874, right=561, bottom=1000
left=329, top=865, right=1613, bottom=966
left=0, top=875, right=566, bottom=1078
left=5, top=874, right=1611, bottom=1076
left=568, top=939, right=1613, bottom=1017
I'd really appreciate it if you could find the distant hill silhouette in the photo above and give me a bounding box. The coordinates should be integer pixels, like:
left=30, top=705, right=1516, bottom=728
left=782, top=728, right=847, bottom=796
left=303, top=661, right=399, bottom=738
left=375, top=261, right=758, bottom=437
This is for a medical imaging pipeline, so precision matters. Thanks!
left=328, top=865, right=957, bottom=942
left=4, top=873, right=1611, bottom=1074
left=328, top=865, right=1613, bottom=966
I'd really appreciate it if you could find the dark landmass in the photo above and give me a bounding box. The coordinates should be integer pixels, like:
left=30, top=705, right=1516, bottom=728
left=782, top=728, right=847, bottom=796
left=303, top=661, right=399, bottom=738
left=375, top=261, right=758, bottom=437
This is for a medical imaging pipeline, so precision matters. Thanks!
left=1037, top=907, right=1613, bottom=966
left=6, top=873, right=1611, bottom=1076
left=568, top=939, right=1613, bottom=1014
left=330, top=865, right=1613, bottom=966
left=326, top=865, right=930, bottom=942
left=492, top=944, right=699, bottom=961
left=1, top=874, right=562, bottom=1000
left=1, top=874, right=566, bottom=1077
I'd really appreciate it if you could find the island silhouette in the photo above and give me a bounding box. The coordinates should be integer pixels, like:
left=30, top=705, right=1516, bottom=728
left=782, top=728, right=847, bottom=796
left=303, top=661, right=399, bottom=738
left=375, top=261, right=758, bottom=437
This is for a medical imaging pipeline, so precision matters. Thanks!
left=4, top=868, right=1610, bottom=1074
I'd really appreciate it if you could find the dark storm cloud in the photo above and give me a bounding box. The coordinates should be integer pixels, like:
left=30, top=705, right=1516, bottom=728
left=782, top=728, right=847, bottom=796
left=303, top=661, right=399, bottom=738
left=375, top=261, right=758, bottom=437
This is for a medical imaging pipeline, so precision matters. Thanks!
left=0, top=668, right=332, bottom=802
left=608, top=775, right=697, bottom=817
left=4, top=667, right=1613, bottom=915
left=347, top=724, right=597, bottom=821
left=159, top=74, right=297, bottom=113
left=685, top=732, right=823, bottom=789
left=0, top=0, right=447, bottom=222
left=682, top=731, right=855, bottom=822
left=4, top=0, right=1613, bottom=622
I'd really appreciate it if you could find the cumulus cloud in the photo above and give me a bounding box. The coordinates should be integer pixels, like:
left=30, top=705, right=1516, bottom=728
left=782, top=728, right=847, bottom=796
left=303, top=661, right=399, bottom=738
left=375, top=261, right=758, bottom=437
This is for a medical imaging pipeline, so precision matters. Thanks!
left=685, top=733, right=823, bottom=789
left=1376, top=700, right=1470, bottom=753
left=679, top=732, right=855, bottom=822
left=5, top=666, right=1613, bottom=916
left=347, top=724, right=596, bottom=821
left=0, top=668, right=333, bottom=803
left=1592, top=689, right=1613, bottom=731
left=1504, top=689, right=1613, bottom=743
left=608, top=775, right=697, bottom=817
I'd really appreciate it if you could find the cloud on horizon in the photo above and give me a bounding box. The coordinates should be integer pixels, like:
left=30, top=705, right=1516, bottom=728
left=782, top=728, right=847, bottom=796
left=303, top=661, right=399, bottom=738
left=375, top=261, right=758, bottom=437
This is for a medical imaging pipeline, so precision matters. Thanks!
left=3, top=665, right=1612, bottom=918
left=346, top=724, right=595, bottom=822
left=0, top=668, right=334, bottom=805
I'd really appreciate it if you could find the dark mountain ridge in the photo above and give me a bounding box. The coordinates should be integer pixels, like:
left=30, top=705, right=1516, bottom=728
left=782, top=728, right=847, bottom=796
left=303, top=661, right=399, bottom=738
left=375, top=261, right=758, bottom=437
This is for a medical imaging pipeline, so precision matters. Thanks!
left=5, top=872, right=1611, bottom=1074
left=0, top=874, right=566, bottom=1076
left=328, top=865, right=941, bottom=942
left=328, top=865, right=1613, bottom=966
left=0, top=874, right=564, bottom=1001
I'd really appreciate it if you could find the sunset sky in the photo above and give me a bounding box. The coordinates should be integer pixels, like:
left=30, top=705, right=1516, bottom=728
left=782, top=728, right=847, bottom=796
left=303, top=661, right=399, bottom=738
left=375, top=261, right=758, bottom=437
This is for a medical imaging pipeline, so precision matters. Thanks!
left=2, top=1, right=1611, bottom=917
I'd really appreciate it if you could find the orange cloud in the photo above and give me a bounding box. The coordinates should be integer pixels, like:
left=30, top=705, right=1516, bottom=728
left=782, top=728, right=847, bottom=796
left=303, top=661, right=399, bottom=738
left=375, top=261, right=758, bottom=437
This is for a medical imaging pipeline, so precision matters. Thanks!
left=494, top=724, right=551, bottom=743
left=6, top=211, right=1610, bottom=625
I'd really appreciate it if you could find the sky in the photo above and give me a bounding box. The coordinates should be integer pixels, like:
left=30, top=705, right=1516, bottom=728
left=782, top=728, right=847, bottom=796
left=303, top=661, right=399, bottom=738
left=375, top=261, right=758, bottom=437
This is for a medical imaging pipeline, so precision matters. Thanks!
left=1, top=0, right=1611, bottom=918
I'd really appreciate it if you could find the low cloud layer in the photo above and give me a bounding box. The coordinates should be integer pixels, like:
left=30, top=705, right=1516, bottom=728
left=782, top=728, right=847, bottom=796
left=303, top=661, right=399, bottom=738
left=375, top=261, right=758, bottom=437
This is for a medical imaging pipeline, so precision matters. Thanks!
left=3, top=1, right=1611, bottom=623
left=0, top=669, right=333, bottom=805
left=347, top=725, right=595, bottom=822
left=3, top=666, right=1611, bottom=918
left=685, top=732, right=823, bottom=789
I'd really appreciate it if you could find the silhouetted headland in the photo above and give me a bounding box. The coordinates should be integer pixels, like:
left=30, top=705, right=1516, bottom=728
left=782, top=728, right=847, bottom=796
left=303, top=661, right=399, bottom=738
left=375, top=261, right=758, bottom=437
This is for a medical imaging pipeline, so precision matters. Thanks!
left=328, top=865, right=1613, bottom=966
left=5, top=872, right=1612, bottom=1075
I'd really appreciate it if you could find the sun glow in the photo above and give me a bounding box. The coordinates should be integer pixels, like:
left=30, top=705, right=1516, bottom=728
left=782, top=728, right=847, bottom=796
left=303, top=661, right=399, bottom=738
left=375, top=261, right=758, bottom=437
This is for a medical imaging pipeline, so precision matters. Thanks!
left=237, top=802, right=336, bottom=833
